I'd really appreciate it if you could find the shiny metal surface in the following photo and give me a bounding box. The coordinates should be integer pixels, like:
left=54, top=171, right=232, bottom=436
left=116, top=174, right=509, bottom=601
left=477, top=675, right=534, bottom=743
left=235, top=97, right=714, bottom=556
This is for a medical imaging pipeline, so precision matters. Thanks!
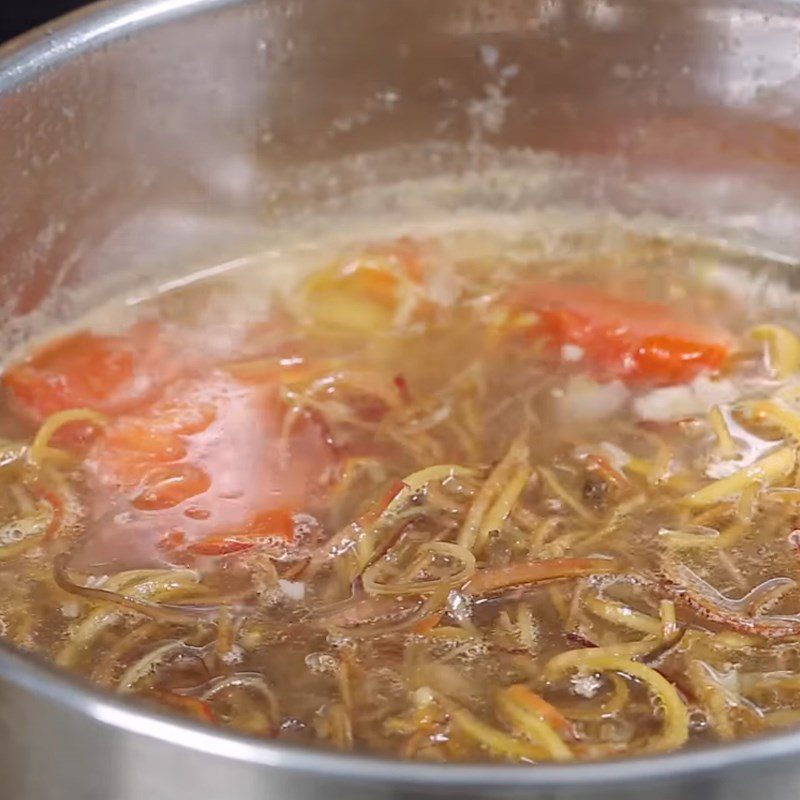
left=3, top=1, right=800, bottom=797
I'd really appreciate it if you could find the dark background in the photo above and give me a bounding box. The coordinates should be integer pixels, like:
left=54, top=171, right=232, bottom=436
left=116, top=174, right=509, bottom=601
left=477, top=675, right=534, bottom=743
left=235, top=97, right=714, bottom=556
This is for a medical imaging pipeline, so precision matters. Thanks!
left=1, top=1, right=88, bottom=43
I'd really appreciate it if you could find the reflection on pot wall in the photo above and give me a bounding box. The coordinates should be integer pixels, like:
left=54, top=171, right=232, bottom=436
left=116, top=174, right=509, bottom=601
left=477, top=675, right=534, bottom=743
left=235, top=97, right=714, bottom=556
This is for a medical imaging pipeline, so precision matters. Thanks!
left=1, top=0, right=800, bottom=351
left=2, top=1, right=800, bottom=319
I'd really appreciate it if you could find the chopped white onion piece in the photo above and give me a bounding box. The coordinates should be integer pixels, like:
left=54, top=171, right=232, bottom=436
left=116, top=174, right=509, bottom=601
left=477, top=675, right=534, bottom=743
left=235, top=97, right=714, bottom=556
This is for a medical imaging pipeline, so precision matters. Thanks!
left=634, top=376, right=739, bottom=422
left=278, top=579, right=306, bottom=601
left=560, top=376, right=630, bottom=422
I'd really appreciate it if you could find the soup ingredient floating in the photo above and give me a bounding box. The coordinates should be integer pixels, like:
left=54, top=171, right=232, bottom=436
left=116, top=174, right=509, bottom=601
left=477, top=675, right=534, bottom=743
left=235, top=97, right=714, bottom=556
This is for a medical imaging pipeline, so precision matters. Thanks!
left=1, top=230, right=800, bottom=763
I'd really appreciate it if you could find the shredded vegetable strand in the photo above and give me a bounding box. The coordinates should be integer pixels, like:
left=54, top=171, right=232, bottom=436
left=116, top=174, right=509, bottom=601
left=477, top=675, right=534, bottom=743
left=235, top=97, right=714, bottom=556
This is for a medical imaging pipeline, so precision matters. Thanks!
left=659, top=600, right=677, bottom=639
left=117, top=640, right=186, bottom=693
left=748, top=399, right=800, bottom=444
left=309, top=464, right=475, bottom=585
left=687, top=660, right=736, bottom=740
left=538, top=466, right=595, bottom=522
left=660, top=559, right=800, bottom=639
left=457, top=437, right=528, bottom=550
left=474, top=465, right=532, bottom=553
left=709, top=405, right=737, bottom=459
left=468, top=557, right=618, bottom=596
left=584, top=596, right=664, bottom=636
left=362, top=542, right=476, bottom=596
left=750, top=324, right=800, bottom=379
left=442, top=698, right=547, bottom=761
left=496, top=686, right=574, bottom=761
left=55, top=569, right=204, bottom=666
left=659, top=518, right=749, bottom=550
left=29, top=408, right=106, bottom=466
left=545, top=653, right=689, bottom=752
left=683, top=446, right=796, bottom=507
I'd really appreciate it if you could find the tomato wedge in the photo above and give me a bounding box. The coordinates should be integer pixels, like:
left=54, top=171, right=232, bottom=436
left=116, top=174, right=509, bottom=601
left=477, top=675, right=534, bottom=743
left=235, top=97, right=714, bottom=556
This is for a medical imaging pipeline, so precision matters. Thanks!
left=4, top=323, right=173, bottom=425
left=73, top=370, right=334, bottom=571
left=93, top=383, right=218, bottom=487
left=131, top=464, right=212, bottom=511
left=187, top=508, right=296, bottom=556
left=511, top=283, right=731, bottom=385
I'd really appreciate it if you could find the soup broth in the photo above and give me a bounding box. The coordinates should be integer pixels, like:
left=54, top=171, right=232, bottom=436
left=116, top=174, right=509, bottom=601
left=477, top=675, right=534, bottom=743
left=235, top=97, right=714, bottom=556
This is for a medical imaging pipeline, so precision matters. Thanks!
left=2, top=224, right=800, bottom=762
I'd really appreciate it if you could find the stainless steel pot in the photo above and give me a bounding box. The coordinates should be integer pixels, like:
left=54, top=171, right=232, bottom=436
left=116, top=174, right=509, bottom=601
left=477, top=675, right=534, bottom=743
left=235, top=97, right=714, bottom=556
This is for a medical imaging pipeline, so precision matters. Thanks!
left=3, top=1, right=800, bottom=797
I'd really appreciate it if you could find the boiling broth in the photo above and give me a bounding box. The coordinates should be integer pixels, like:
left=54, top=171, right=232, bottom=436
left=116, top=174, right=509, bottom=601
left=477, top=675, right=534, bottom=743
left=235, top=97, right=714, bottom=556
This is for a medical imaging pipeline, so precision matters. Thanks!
left=1, top=225, right=800, bottom=761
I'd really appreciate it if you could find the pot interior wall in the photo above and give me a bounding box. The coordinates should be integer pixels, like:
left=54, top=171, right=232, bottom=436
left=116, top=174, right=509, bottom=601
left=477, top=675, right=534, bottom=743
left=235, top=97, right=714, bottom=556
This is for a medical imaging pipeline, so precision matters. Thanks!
left=1, top=0, right=800, bottom=348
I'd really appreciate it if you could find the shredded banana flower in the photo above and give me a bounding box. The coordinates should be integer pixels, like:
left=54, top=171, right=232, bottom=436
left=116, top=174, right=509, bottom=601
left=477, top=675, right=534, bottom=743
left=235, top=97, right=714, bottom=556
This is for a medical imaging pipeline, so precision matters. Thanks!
left=545, top=653, right=689, bottom=752
left=539, top=466, right=595, bottom=522
left=29, top=408, right=106, bottom=466
left=458, top=436, right=529, bottom=550
left=684, top=446, right=796, bottom=507
left=750, top=324, right=800, bottom=379
left=584, top=596, right=664, bottom=636
left=709, top=405, right=738, bottom=459
left=443, top=698, right=548, bottom=761
left=495, top=687, right=573, bottom=761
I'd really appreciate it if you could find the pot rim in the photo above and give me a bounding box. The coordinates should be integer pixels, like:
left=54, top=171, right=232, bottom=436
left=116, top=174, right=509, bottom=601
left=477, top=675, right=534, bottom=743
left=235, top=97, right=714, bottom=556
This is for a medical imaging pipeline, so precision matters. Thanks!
left=1, top=0, right=800, bottom=788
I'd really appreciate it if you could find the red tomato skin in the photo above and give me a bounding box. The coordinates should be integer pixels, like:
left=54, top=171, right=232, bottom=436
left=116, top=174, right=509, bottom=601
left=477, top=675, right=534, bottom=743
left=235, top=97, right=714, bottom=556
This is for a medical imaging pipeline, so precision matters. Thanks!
left=4, top=324, right=172, bottom=425
left=131, top=464, right=212, bottom=511
left=511, top=283, right=732, bottom=385
left=631, top=335, right=729, bottom=385
left=187, top=508, right=296, bottom=556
